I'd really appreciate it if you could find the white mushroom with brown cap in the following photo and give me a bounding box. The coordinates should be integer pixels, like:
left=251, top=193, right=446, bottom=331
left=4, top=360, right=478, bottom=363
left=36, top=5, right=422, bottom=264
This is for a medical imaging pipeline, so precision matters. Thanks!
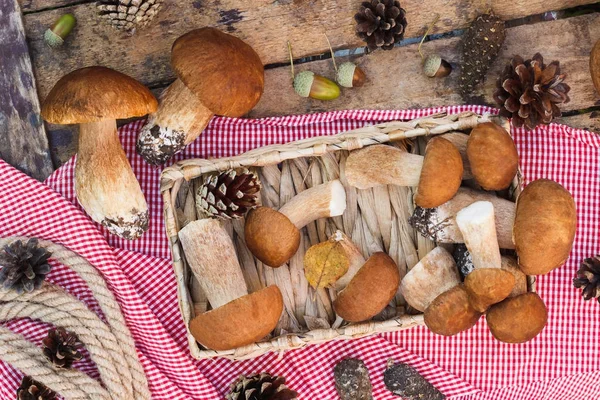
left=245, top=180, right=346, bottom=268
left=41, top=66, right=157, bottom=240
left=178, top=219, right=283, bottom=351
left=137, top=28, right=265, bottom=165
left=345, top=138, right=463, bottom=208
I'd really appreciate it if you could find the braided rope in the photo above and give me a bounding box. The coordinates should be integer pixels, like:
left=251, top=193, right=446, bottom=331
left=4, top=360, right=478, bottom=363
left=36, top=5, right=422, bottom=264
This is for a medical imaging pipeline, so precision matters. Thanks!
left=0, top=328, right=110, bottom=399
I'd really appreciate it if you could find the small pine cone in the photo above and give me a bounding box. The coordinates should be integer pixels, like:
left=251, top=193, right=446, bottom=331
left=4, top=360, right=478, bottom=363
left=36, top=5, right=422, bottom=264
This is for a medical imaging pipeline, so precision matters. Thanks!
left=42, top=327, right=84, bottom=369
left=0, top=238, right=52, bottom=294
left=17, top=376, right=57, bottom=400
left=96, top=0, right=163, bottom=31
left=196, top=169, right=261, bottom=219
left=573, top=256, right=600, bottom=302
left=354, top=0, right=407, bottom=51
left=226, top=373, right=299, bottom=400
left=493, top=53, right=570, bottom=130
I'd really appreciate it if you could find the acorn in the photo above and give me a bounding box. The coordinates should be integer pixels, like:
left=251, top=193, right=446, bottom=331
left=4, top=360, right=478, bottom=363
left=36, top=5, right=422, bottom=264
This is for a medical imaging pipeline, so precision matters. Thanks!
left=294, top=71, right=341, bottom=100
left=423, top=54, right=452, bottom=78
left=44, top=14, right=76, bottom=48
left=325, top=35, right=367, bottom=88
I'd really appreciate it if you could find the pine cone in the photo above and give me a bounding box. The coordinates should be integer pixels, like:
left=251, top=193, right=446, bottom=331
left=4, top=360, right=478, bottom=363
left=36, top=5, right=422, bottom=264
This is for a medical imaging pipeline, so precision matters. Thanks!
left=97, top=0, right=163, bottom=31
left=196, top=169, right=261, bottom=219
left=354, top=0, right=407, bottom=51
left=459, top=12, right=505, bottom=101
left=17, top=376, right=57, bottom=400
left=226, top=373, right=299, bottom=400
left=42, top=327, right=84, bottom=369
left=574, top=256, right=600, bottom=302
left=0, top=239, right=52, bottom=294
left=493, top=53, right=570, bottom=130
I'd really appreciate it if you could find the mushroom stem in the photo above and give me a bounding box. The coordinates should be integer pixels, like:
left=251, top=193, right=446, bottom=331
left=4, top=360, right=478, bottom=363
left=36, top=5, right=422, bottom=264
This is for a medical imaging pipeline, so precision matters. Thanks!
left=330, top=231, right=366, bottom=292
left=76, top=119, right=148, bottom=240
left=410, top=187, right=515, bottom=249
left=137, top=79, right=214, bottom=165
left=456, top=201, right=502, bottom=269
left=279, top=180, right=347, bottom=229
left=178, top=219, right=248, bottom=309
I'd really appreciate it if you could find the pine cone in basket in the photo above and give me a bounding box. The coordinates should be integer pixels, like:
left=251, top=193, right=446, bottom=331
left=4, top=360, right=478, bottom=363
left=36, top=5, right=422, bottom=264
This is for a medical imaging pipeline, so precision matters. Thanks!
left=97, top=0, right=163, bottom=31
left=493, top=53, right=570, bottom=130
left=42, top=327, right=84, bottom=369
left=17, top=376, right=57, bottom=400
left=226, top=373, right=299, bottom=400
left=196, top=169, right=261, bottom=219
left=573, top=256, right=600, bottom=302
left=354, top=0, right=407, bottom=51
left=0, top=238, right=52, bottom=294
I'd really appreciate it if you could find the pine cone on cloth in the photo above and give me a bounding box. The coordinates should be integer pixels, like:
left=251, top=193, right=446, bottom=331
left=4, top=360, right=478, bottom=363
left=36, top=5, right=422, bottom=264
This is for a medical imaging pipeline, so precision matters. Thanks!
left=17, top=376, right=57, bottom=400
left=574, top=256, right=600, bottom=302
left=196, top=169, right=261, bottom=219
left=42, top=327, right=84, bottom=369
left=493, top=53, right=570, bottom=130
left=0, top=238, right=52, bottom=294
left=354, top=0, right=408, bottom=51
left=97, top=0, right=163, bottom=31
left=226, top=373, right=299, bottom=400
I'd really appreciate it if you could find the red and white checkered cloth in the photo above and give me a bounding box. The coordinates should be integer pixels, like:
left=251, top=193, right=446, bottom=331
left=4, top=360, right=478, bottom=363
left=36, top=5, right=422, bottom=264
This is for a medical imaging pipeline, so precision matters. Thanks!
left=1, top=105, right=599, bottom=399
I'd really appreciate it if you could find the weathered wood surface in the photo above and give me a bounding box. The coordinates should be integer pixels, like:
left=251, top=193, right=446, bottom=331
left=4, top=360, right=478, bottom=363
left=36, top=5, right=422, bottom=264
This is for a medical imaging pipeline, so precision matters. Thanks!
left=0, top=0, right=54, bottom=180
left=23, top=0, right=598, bottom=101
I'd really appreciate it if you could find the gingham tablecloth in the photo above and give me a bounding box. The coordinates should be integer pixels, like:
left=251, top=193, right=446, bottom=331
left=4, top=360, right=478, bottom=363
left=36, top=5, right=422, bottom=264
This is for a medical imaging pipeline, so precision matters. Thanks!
left=1, top=105, right=599, bottom=400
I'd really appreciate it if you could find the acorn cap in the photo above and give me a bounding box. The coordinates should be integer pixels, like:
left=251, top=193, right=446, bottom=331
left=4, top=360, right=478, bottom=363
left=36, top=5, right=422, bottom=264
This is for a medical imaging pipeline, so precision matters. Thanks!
left=424, top=285, right=482, bottom=336
left=464, top=268, right=515, bottom=312
left=333, top=252, right=400, bottom=322
left=293, top=71, right=315, bottom=98
left=513, top=179, right=577, bottom=275
left=244, top=206, right=301, bottom=267
left=171, top=28, right=264, bottom=117
left=41, top=66, right=158, bottom=124
left=189, top=285, right=283, bottom=351
left=415, top=137, right=464, bottom=208
left=486, top=292, right=547, bottom=343
left=467, top=122, right=519, bottom=190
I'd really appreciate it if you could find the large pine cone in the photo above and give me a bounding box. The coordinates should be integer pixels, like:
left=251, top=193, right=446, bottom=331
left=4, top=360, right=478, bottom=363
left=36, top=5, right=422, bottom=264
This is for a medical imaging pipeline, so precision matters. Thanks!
left=574, top=256, right=600, bottom=302
left=97, top=0, right=163, bottom=31
left=0, top=238, right=52, bottom=294
left=17, top=377, right=57, bottom=400
left=355, top=0, right=407, bottom=51
left=42, top=327, right=84, bottom=369
left=226, top=373, right=298, bottom=400
left=196, top=169, right=261, bottom=219
left=493, top=53, right=570, bottom=130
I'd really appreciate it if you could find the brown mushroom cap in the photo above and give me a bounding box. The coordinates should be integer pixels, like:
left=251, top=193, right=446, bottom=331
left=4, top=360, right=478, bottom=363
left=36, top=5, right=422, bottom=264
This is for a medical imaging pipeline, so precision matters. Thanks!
left=424, top=285, right=482, bottom=336
left=590, top=39, right=600, bottom=94
left=244, top=207, right=301, bottom=268
left=171, top=28, right=264, bottom=117
left=486, top=292, right=547, bottom=343
left=464, top=268, right=515, bottom=312
left=415, top=137, right=464, bottom=208
left=513, top=179, right=577, bottom=275
left=41, top=66, right=158, bottom=124
left=467, top=122, right=519, bottom=191
left=189, top=285, right=283, bottom=351
left=333, top=252, right=400, bottom=322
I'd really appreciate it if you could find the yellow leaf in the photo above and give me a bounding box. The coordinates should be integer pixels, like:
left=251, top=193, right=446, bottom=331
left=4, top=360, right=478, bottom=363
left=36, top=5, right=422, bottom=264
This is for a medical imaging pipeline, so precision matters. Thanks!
left=304, top=240, right=350, bottom=290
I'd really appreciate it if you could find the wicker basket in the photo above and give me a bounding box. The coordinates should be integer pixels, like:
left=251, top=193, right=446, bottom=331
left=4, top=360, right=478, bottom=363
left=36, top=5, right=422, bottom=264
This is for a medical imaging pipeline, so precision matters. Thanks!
left=160, top=111, right=535, bottom=360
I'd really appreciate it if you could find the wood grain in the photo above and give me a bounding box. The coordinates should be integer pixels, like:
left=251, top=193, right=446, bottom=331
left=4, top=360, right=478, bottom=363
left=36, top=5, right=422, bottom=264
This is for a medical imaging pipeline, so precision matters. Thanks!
left=17, top=0, right=83, bottom=13
left=24, top=0, right=598, bottom=102
left=0, top=0, right=54, bottom=180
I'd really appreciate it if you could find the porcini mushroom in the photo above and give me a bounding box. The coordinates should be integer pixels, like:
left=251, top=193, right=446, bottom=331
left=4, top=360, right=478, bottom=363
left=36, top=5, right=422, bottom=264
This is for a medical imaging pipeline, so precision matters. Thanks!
left=424, top=285, right=482, bottom=336
left=178, top=219, right=283, bottom=351
left=41, top=66, right=157, bottom=240
left=400, top=246, right=461, bottom=312
left=137, top=28, right=264, bottom=165
left=345, top=138, right=463, bottom=208
left=513, top=179, right=577, bottom=275
left=500, top=256, right=528, bottom=297
left=410, top=187, right=516, bottom=249
left=245, top=180, right=347, bottom=268
left=467, top=122, right=519, bottom=190
left=486, top=292, right=548, bottom=343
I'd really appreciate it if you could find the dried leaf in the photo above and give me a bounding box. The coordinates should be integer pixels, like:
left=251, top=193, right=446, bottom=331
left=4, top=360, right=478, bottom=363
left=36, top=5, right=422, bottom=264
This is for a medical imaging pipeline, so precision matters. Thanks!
left=304, top=241, right=350, bottom=290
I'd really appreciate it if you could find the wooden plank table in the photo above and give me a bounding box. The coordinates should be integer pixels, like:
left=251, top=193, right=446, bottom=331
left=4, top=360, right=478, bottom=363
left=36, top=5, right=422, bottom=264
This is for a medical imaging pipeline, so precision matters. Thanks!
left=5, top=0, right=600, bottom=171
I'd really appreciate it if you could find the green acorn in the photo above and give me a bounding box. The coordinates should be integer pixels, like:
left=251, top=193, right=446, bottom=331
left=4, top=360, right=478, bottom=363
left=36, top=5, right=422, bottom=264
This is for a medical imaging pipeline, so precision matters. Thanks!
left=44, top=14, right=76, bottom=48
left=293, top=71, right=341, bottom=100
